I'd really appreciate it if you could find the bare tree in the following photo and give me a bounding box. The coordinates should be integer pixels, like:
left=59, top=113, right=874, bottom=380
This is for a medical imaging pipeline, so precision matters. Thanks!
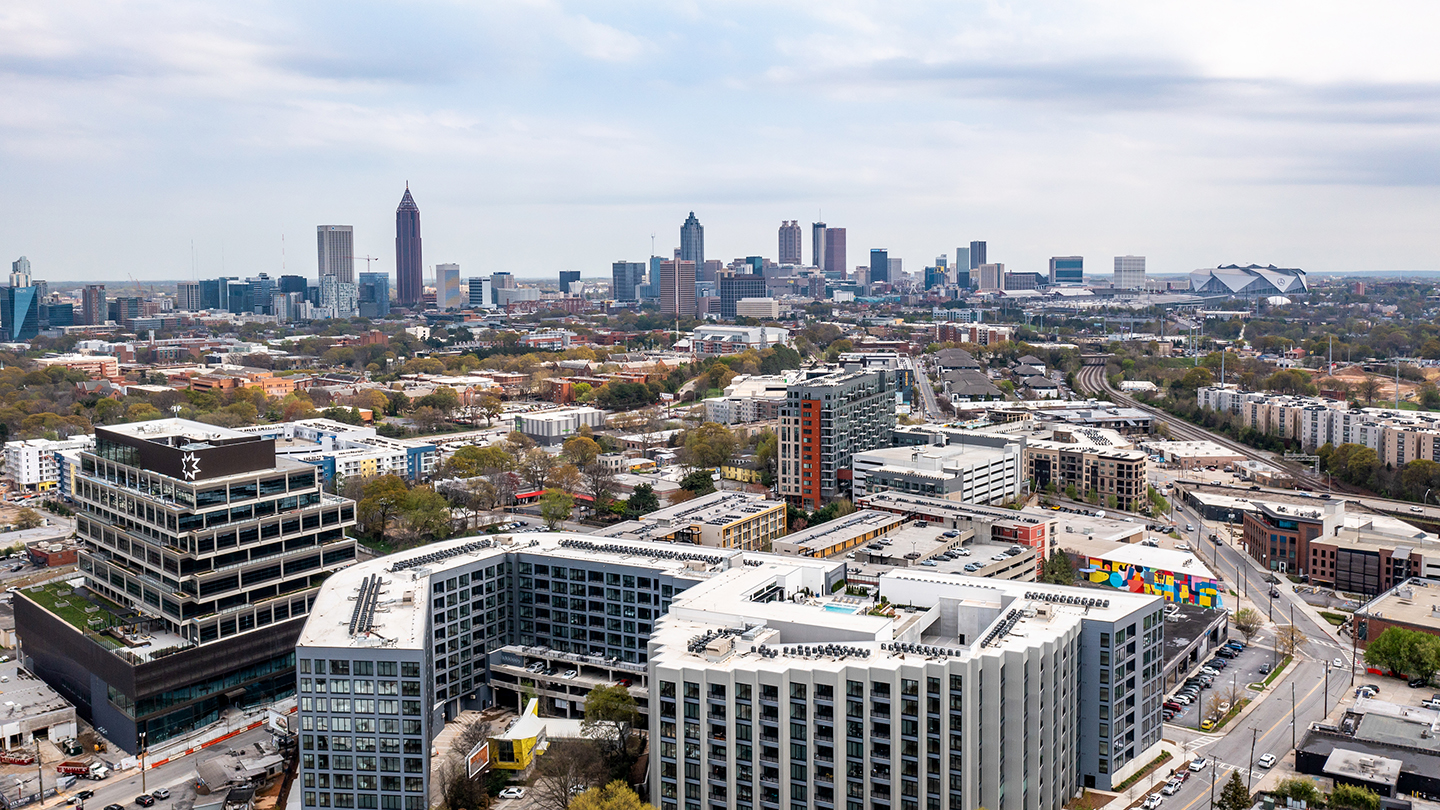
left=1276, top=624, right=1307, bottom=658
left=534, top=740, right=607, bottom=810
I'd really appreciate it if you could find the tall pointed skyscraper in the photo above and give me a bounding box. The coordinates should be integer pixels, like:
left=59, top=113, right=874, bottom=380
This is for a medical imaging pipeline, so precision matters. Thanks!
left=395, top=184, right=423, bottom=307
left=680, top=212, right=704, bottom=271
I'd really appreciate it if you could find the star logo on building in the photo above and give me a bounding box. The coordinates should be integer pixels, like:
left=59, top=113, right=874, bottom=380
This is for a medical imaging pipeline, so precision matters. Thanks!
left=181, top=452, right=201, bottom=481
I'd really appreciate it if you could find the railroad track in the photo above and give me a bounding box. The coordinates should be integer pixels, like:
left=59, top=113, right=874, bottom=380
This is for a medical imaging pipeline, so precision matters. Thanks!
left=1074, top=363, right=1332, bottom=490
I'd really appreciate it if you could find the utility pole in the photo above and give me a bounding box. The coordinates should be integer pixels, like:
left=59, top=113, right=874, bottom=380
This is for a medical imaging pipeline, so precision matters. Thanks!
left=1291, top=681, right=1297, bottom=751
left=140, top=731, right=147, bottom=793
left=1324, top=663, right=1330, bottom=717
left=1247, top=727, right=1259, bottom=793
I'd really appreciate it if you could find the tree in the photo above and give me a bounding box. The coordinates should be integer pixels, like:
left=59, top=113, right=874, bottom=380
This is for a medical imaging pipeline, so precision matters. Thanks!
left=411, top=405, right=448, bottom=433
left=357, top=474, right=411, bottom=538
left=754, top=429, right=778, bottom=485
left=625, top=484, right=660, bottom=519
left=1216, top=771, right=1251, bottom=810
left=1330, top=784, right=1381, bottom=810
left=1232, top=608, right=1264, bottom=643
left=583, top=459, right=619, bottom=511
left=435, top=758, right=488, bottom=810
left=1039, top=551, right=1075, bottom=585
left=1273, top=778, right=1320, bottom=805
left=570, top=782, right=655, bottom=810
left=533, top=739, right=607, bottom=810
left=446, top=444, right=511, bottom=479
left=13, top=508, right=41, bottom=530
left=519, top=448, right=560, bottom=490
left=1364, top=626, right=1440, bottom=678
left=1275, top=624, right=1307, bottom=658
left=398, top=486, right=453, bottom=546
left=681, top=422, right=738, bottom=470
left=540, top=488, right=575, bottom=529
left=1358, top=376, right=1382, bottom=406
left=478, top=394, right=503, bottom=426
left=678, top=469, right=716, bottom=497
left=582, top=684, right=640, bottom=761
left=563, top=436, right=602, bottom=469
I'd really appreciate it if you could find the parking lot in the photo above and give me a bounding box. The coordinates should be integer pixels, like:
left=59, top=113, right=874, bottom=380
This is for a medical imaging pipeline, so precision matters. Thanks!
left=1162, top=638, right=1281, bottom=729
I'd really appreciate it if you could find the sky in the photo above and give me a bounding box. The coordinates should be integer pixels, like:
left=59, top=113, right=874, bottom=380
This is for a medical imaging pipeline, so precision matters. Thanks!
left=3, top=0, right=1439, bottom=283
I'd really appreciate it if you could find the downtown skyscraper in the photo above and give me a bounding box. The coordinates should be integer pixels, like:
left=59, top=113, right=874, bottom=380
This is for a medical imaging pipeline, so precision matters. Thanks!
left=680, top=212, right=704, bottom=270
left=395, top=185, right=423, bottom=307
left=778, top=220, right=802, bottom=265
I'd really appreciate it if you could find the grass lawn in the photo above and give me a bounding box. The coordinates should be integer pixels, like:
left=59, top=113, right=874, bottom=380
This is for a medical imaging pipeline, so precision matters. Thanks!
left=1319, top=611, right=1348, bottom=626
left=25, top=583, right=126, bottom=647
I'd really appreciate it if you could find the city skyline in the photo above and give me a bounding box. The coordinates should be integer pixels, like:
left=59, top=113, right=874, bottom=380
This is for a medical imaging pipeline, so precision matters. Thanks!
left=3, top=3, right=1439, bottom=281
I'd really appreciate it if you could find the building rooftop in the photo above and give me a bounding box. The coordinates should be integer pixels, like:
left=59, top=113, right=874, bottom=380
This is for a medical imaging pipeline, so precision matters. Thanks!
left=0, top=660, right=75, bottom=721
left=627, top=490, right=784, bottom=529
left=649, top=565, right=1136, bottom=676
left=1058, top=535, right=1218, bottom=581
left=774, top=510, right=905, bottom=557
left=299, top=533, right=748, bottom=651
left=1355, top=578, right=1440, bottom=631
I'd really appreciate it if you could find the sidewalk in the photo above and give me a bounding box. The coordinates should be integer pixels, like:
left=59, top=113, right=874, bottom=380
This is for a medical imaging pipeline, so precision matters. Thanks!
left=1099, top=739, right=1192, bottom=810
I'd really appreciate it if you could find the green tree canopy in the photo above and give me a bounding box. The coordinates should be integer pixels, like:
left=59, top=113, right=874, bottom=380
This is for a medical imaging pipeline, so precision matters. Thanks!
left=1364, top=626, right=1440, bottom=678
left=570, top=782, right=655, bottom=810
left=539, top=488, right=575, bottom=529
left=1217, top=770, right=1251, bottom=810
left=625, top=484, right=660, bottom=519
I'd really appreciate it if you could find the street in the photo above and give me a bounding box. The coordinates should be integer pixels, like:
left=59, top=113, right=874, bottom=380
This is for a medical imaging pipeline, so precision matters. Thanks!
left=1144, top=499, right=1356, bottom=810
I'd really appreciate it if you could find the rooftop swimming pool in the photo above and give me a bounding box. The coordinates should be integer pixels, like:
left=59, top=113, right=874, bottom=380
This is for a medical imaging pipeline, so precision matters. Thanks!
left=822, top=603, right=862, bottom=614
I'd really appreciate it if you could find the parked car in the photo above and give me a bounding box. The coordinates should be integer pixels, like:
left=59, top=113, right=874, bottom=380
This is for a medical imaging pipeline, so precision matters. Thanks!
left=151, top=790, right=170, bottom=801
left=1189, top=757, right=1209, bottom=772
left=135, top=797, right=155, bottom=808
left=1259, top=663, right=1271, bottom=675
left=498, top=787, right=526, bottom=800
left=956, top=549, right=971, bottom=556
left=1162, top=781, right=1182, bottom=796
left=1141, top=793, right=1163, bottom=810
left=1411, top=677, right=1430, bottom=688
left=1258, top=753, right=1276, bottom=768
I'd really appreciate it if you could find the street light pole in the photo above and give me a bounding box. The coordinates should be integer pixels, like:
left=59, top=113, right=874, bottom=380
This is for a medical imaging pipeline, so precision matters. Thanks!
left=1247, top=727, right=1259, bottom=793
left=1291, top=682, right=1297, bottom=751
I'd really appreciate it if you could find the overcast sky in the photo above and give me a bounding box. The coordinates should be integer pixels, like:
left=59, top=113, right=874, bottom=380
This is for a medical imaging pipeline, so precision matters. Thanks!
left=3, top=1, right=1439, bottom=282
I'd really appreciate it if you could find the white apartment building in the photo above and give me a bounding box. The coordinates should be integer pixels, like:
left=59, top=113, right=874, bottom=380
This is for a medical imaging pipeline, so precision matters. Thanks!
left=295, top=533, right=1164, bottom=810
left=514, top=406, right=606, bottom=445
left=3, top=436, right=94, bottom=492
left=235, top=419, right=440, bottom=482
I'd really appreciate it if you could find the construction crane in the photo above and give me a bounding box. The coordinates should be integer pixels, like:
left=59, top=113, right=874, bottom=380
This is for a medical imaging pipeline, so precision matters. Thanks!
left=128, top=272, right=155, bottom=300
left=350, top=256, right=381, bottom=273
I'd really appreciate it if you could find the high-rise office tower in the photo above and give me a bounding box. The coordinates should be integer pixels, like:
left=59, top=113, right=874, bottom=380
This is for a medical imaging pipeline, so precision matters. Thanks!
left=17, top=419, right=357, bottom=751
left=660, top=260, right=696, bottom=319
left=612, top=261, right=646, bottom=302
left=279, top=275, right=308, bottom=295
left=319, top=276, right=357, bottom=318
left=558, top=270, right=581, bottom=294
left=316, top=226, right=354, bottom=284
left=869, top=249, right=889, bottom=284
left=977, top=263, right=1004, bottom=291
left=1114, top=256, right=1146, bottom=290
left=680, top=212, right=704, bottom=272
left=1050, top=256, right=1084, bottom=285
left=436, top=263, right=461, bottom=309
left=889, top=257, right=902, bottom=281
left=395, top=186, right=422, bottom=307
left=924, top=265, right=946, bottom=290
left=176, top=281, right=202, bottom=312
left=358, top=271, right=390, bottom=317
left=824, top=227, right=847, bottom=278
left=491, top=272, right=515, bottom=290
left=81, top=284, right=105, bottom=326
left=812, top=222, right=827, bottom=269
left=969, top=241, right=987, bottom=270
left=10, top=256, right=30, bottom=288
left=955, top=247, right=971, bottom=288
left=1, top=286, right=39, bottom=341
left=778, top=221, right=802, bottom=265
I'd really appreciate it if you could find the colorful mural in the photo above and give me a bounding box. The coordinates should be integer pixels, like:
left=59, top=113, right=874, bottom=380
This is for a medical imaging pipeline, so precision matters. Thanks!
left=1081, top=557, right=1223, bottom=609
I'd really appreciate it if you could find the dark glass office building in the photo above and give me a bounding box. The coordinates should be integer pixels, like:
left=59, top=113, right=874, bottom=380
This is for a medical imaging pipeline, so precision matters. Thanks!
left=1050, top=256, right=1084, bottom=285
left=395, top=186, right=423, bottom=307
left=17, top=419, right=357, bottom=752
